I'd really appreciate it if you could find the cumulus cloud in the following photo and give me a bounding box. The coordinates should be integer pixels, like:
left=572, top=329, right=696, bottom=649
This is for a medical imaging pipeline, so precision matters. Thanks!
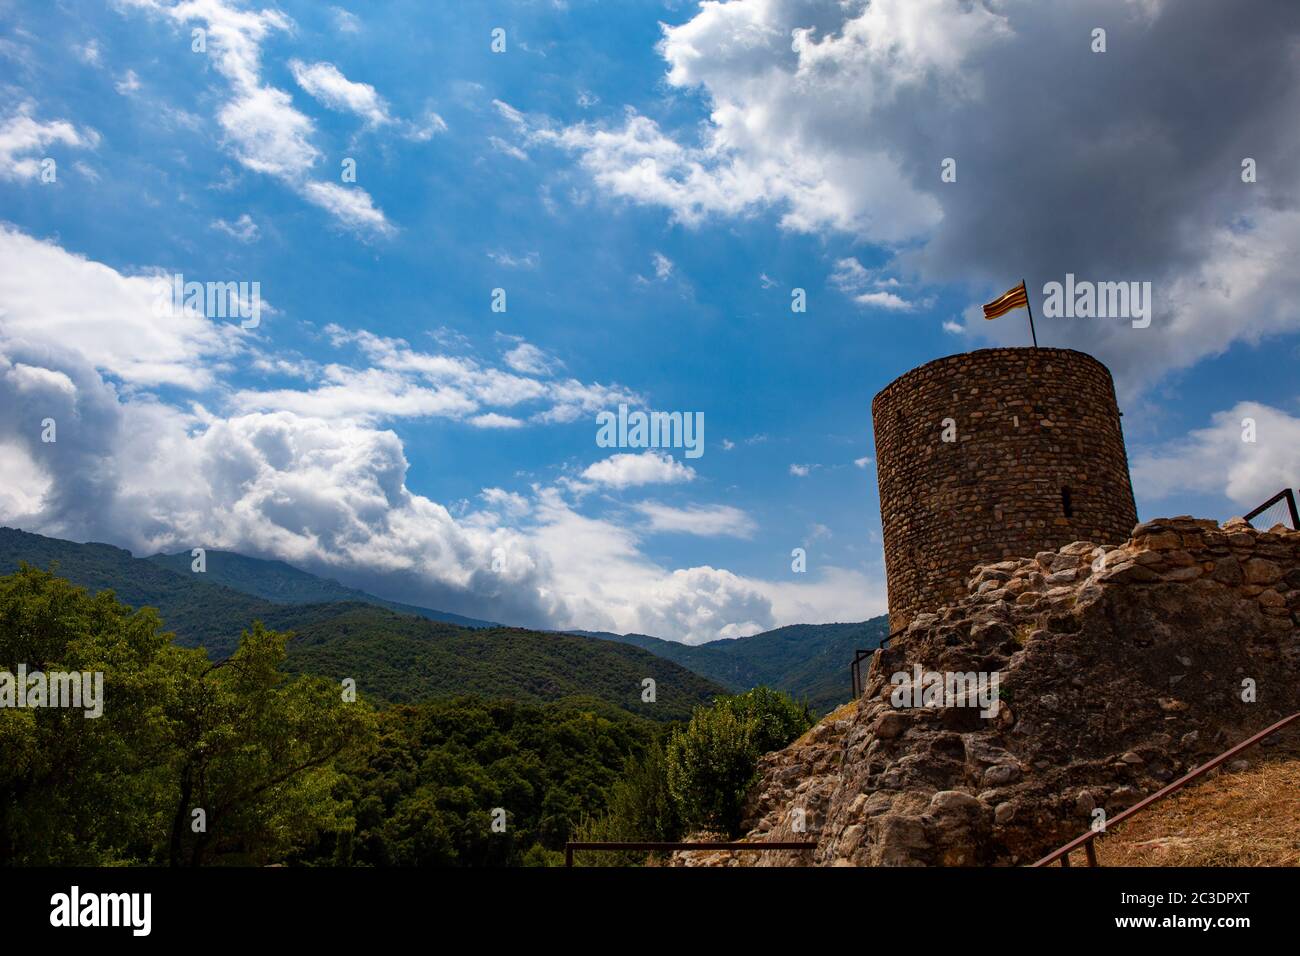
left=0, top=222, right=885, bottom=643
left=0, top=101, right=98, bottom=181
left=579, top=451, right=696, bottom=490
left=0, top=225, right=244, bottom=388
left=501, top=340, right=556, bottom=375
left=0, top=337, right=880, bottom=642
left=514, top=0, right=1300, bottom=395
left=1131, top=402, right=1300, bottom=511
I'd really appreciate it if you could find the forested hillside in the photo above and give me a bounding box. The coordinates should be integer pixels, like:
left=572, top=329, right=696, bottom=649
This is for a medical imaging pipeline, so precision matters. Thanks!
left=0, top=529, right=722, bottom=718
left=148, top=547, right=496, bottom=629
left=0, top=567, right=800, bottom=867
left=275, top=602, right=724, bottom=721
left=576, top=619, right=890, bottom=713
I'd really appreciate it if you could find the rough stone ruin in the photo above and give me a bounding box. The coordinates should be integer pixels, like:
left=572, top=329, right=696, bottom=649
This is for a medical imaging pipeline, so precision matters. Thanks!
left=673, top=516, right=1300, bottom=866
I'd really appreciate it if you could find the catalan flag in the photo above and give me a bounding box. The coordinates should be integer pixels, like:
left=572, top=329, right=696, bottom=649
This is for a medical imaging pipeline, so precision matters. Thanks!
left=983, top=280, right=1029, bottom=320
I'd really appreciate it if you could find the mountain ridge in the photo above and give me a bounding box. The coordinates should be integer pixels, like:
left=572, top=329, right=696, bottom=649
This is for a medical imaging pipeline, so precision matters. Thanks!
left=147, top=547, right=497, bottom=629
left=0, top=526, right=880, bottom=713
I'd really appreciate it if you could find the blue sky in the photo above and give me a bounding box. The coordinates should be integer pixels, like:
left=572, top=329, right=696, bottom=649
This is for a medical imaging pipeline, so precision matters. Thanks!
left=2, top=0, right=1299, bottom=642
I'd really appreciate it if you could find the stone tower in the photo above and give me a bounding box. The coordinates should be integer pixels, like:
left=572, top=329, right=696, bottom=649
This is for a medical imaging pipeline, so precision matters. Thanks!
left=871, top=347, right=1138, bottom=629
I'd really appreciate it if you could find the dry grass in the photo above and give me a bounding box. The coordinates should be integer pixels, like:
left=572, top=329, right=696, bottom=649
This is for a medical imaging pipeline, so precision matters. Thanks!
left=790, top=699, right=860, bottom=748
left=1093, top=758, right=1300, bottom=866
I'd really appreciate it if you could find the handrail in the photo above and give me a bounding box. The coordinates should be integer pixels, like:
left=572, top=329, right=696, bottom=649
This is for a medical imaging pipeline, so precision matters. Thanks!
left=1244, top=487, right=1299, bottom=530
left=1032, top=710, right=1300, bottom=867
left=850, top=627, right=908, bottom=698
left=564, top=840, right=817, bottom=867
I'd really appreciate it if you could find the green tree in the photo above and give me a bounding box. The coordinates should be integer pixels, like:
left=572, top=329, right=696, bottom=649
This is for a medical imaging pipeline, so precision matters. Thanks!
left=0, top=567, right=185, bottom=864
left=0, top=566, right=372, bottom=866
left=664, top=688, right=813, bottom=837
left=166, top=621, right=374, bottom=866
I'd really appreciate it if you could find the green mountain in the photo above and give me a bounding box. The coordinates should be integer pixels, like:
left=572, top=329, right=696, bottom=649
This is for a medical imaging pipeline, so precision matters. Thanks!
left=570, top=619, right=891, bottom=714
left=147, top=547, right=497, bottom=629
left=0, top=527, right=722, bottom=719
left=273, top=602, right=722, bottom=721
left=0, top=526, right=280, bottom=656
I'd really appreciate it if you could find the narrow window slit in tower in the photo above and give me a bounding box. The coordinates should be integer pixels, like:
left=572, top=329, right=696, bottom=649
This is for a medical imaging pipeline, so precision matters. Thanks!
left=1061, top=485, right=1074, bottom=519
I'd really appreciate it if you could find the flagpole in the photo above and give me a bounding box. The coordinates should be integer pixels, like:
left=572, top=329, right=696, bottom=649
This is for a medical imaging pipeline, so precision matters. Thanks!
left=1022, top=279, right=1038, bottom=348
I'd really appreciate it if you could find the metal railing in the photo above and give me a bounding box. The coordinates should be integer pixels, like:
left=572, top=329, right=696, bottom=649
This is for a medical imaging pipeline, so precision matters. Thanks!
left=564, top=840, right=817, bottom=867
left=1244, top=487, right=1299, bottom=530
left=850, top=627, right=907, bottom=698
left=1032, top=710, right=1300, bottom=867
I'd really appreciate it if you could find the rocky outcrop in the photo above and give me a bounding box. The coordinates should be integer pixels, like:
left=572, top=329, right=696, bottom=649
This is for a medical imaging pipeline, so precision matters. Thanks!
left=678, top=516, right=1300, bottom=867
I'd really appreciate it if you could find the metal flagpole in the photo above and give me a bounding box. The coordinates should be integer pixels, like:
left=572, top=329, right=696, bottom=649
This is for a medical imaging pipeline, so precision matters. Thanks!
left=1022, top=279, right=1038, bottom=348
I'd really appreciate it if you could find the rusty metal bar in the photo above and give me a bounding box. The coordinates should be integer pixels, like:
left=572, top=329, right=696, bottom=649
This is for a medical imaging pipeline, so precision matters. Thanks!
left=1032, top=709, right=1300, bottom=867
left=851, top=628, right=908, bottom=698
left=851, top=649, right=873, bottom=698
left=564, top=841, right=817, bottom=867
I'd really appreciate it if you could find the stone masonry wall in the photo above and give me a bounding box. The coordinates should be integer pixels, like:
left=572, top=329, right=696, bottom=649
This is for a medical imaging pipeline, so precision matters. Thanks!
left=872, top=347, right=1138, bottom=630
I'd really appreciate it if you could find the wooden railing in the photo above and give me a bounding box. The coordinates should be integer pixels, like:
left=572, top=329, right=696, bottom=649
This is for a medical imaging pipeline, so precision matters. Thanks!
left=1032, top=710, right=1300, bottom=867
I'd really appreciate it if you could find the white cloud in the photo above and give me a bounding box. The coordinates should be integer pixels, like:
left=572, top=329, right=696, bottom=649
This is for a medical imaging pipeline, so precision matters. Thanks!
left=853, top=290, right=912, bottom=310
left=210, top=213, right=260, bottom=243
left=519, top=0, right=1300, bottom=394
left=853, top=456, right=872, bottom=469
left=405, top=110, right=448, bottom=141
left=501, top=341, right=556, bottom=375
left=290, top=59, right=393, bottom=127
left=0, top=225, right=243, bottom=388
left=634, top=502, right=757, bottom=538
left=115, top=69, right=142, bottom=95
left=330, top=6, right=361, bottom=34
left=0, top=184, right=888, bottom=642
left=120, top=0, right=392, bottom=235
left=0, top=101, right=98, bottom=181
left=299, top=181, right=395, bottom=236
left=489, top=135, right=528, bottom=161
left=789, top=463, right=811, bottom=477
left=652, top=252, right=673, bottom=280
left=74, top=39, right=102, bottom=65
left=487, top=250, right=540, bottom=269
left=580, top=451, right=696, bottom=490
left=232, top=324, right=632, bottom=428
left=1131, top=402, right=1300, bottom=511
left=470, top=412, right=526, bottom=429
left=831, top=256, right=917, bottom=310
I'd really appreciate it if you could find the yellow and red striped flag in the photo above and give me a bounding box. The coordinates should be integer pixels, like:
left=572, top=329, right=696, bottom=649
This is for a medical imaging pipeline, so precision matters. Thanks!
left=983, top=281, right=1029, bottom=320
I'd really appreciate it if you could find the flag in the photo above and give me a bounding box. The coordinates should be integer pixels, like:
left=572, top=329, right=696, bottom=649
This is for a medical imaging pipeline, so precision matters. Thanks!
left=983, top=281, right=1029, bottom=320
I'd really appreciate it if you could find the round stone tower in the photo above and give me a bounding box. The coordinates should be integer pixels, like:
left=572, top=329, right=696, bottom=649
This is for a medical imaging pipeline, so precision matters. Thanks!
left=871, top=347, right=1138, bottom=629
